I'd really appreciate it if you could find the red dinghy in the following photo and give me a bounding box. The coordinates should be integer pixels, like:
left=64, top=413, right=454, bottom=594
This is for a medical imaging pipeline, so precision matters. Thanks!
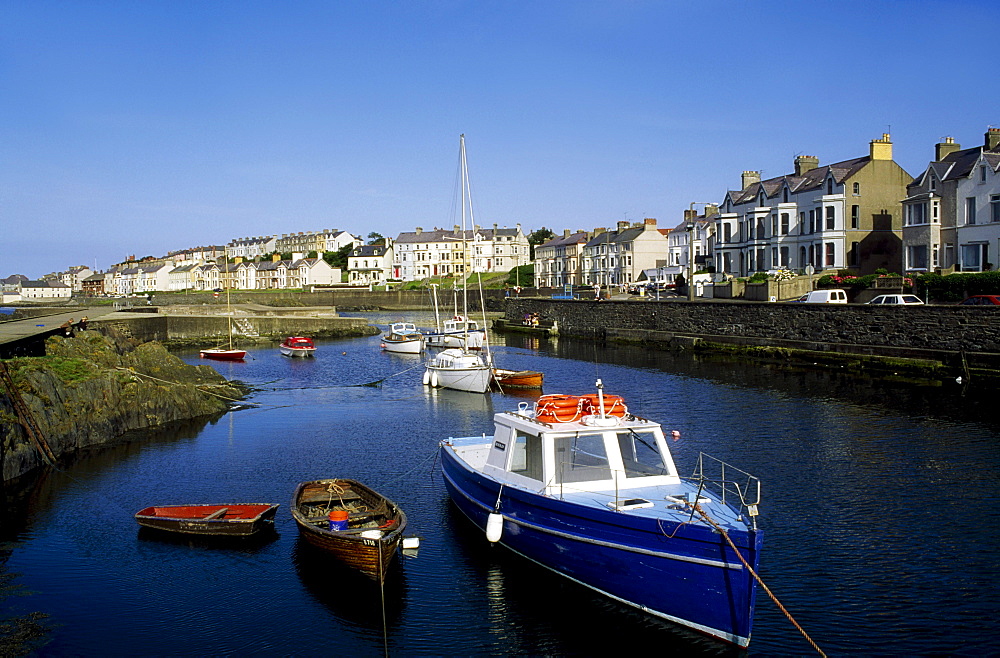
left=135, top=503, right=279, bottom=536
left=200, top=348, right=247, bottom=361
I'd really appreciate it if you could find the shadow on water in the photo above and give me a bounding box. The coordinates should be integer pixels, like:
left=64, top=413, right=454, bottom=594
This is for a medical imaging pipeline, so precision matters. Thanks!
left=499, top=331, right=1000, bottom=430
left=136, top=525, right=281, bottom=552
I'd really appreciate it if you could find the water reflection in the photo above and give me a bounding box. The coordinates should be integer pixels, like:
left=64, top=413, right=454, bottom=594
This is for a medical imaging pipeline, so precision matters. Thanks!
left=292, top=536, right=408, bottom=631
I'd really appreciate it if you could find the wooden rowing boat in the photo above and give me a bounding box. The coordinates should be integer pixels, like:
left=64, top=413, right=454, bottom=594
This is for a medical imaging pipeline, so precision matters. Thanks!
left=134, top=503, right=279, bottom=536
left=492, top=368, right=544, bottom=390
left=290, top=478, right=408, bottom=582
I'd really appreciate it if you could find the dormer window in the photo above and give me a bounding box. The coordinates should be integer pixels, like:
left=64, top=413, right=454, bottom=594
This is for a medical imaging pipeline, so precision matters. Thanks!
left=981, top=165, right=988, bottom=183
left=783, top=188, right=789, bottom=203
left=826, top=179, right=833, bottom=195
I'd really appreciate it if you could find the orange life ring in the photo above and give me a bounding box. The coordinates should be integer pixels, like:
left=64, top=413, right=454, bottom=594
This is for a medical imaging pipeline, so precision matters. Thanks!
left=535, top=395, right=584, bottom=423
left=579, top=394, right=628, bottom=418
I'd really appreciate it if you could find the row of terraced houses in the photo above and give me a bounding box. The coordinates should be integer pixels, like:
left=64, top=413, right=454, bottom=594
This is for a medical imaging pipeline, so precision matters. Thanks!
left=7, top=129, right=999, bottom=299
left=533, top=129, right=1000, bottom=291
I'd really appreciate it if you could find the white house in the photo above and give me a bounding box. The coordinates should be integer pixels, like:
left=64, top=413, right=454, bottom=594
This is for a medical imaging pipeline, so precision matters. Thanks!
left=348, top=239, right=394, bottom=286
left=393, top=224, right=529, bottom=282
left=954, top=130, right=1000, bottom=271
left=19, top=280, right=72, bottom=300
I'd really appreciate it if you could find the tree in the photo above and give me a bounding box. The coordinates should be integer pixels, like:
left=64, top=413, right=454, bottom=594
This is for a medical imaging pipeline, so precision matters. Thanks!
left=324, top=244, right=354, bottom=270
left=367, top=232, right=385, bottom=245
left=527, top=227, right=556, bottom=259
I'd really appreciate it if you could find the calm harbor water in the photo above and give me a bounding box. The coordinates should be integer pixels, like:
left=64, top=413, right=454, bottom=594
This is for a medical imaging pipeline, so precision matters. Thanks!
left=3, top=310, right=999, bottom=656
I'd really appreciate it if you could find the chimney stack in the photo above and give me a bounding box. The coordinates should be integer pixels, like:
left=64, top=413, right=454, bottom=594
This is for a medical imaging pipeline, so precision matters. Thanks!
left=742, top=171, right=761, bottom=189
left=986, top=128, right=1000, bottom=150
left=643, top=218, right=657, bottom=228
left=415, top=227, right=422, bottom=235
left=794, top=156, right=819, bottom=176
left=684, top=209, right=697, bottom=222
left=936, top=136, right=961, bottom=161
left=870, top=133, right=893, bottom=161
left=563, top=229, right=571, bottom=238
left=617, top=220, right=629, bottom=231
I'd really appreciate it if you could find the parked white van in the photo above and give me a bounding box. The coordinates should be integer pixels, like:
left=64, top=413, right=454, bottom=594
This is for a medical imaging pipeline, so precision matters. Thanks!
left=791, top=289, right=848, bottom=304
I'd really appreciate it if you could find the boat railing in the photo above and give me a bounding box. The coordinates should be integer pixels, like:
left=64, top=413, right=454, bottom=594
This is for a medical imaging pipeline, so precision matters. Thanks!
left=686, top=452, right=761, bottom=526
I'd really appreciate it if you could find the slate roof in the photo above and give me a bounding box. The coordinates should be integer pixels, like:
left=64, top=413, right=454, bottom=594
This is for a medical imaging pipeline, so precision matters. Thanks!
left=395, top=227, right=520, bottom=244
left=351, top=244, right=390, bottom=257
left=907, top=143, right=1000, bottom=192
left=537, top=231, right=589, bottom=249
left=729, top=156, right=871, bottom=205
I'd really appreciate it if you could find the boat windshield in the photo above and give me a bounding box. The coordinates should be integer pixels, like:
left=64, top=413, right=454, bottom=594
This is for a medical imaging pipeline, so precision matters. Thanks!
left=550, top=429, right=669, bottom=485
left=553, top=433, right=612, bottom=483
left=615, top=430, right=669, bottom=478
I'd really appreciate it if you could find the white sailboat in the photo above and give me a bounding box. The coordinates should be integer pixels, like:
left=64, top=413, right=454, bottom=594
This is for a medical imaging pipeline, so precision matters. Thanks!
left=423, top=134, right=493, bottom=394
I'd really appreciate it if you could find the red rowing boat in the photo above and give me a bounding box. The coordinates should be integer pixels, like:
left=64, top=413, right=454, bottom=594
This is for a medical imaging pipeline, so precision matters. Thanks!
left=135, top=503, right=279, bottom=536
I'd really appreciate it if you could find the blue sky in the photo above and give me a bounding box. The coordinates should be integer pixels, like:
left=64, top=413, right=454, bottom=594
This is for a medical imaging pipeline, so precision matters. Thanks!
left=3, top=1, right=998, bottom=278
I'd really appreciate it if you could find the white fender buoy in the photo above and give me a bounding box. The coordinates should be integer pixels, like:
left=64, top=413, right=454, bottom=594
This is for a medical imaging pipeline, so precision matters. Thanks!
left=422, top=369, right=431, bottom=386
left=430, top=371, right=440, bottom=388
left=486, top=513, right=503, bottom=543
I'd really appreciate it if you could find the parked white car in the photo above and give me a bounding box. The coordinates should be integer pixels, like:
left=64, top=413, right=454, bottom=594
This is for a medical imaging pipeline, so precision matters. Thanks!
left=866, top=294, right=924, bottom=305
left=791, top=289, right=848, bottom=304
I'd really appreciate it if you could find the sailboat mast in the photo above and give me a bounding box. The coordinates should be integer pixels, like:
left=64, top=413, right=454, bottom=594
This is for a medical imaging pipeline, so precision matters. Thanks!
left=460, top=134, right=470, bottom=340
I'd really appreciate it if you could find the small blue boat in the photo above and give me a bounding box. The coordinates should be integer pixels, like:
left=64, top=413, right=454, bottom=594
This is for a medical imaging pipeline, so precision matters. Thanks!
left=439, top=380, right=763, bottom=647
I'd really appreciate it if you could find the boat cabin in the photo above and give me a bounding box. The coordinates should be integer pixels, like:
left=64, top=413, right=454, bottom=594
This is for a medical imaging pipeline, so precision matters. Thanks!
left=284, top=337, right=315, bottom=348
left=482, top=408, right=682, bottom=496
left=442, top=317, right=479, bottom=333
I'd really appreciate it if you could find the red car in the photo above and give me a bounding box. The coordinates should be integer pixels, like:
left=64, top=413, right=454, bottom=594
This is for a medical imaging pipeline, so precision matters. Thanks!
left=957, top=295, right=1000, bottom=306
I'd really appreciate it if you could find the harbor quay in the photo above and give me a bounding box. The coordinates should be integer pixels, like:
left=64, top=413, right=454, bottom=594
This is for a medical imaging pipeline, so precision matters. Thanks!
left=499, top=297, right=1000, bottom=381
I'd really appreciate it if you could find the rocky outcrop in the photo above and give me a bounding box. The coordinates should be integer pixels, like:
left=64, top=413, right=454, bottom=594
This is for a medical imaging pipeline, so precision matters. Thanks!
left=1, top=331, right=246, bottom=482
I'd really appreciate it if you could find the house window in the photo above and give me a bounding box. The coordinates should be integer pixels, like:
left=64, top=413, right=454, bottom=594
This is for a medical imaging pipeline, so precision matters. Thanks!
left=907, top=203, right=926, bottom=226
left=825, top=206, right=835, bottom=230
left=907, top=245, right=928, bottom=270
left=966, top=197, right=977, bottom=225
left=932, top=243, right=939, bottom=267
left=780, top=246, right=789, bottom=267
left=825, top=242, right=835, bottom=267
left=781, top=213, right=789, bottom=235
left=771, top=214, right=778, bottom=236
left=991, top=195, right=1000, bottom=223
left=933, top=201, right=940, bottom=222
left=853, top=182, right=860, bottom=195
left=849, top=241, right=860, bottom=266
left=981, top=165, right=988, bottom=183
left=851, top=205, right=860, bottom=229
left=961, top=244, right=987, bottom=271
left=808, top=210, right=814, bottom=234
left=799, top=212, right=806, bottom=235
left=723, top=224, right=732, bottom=242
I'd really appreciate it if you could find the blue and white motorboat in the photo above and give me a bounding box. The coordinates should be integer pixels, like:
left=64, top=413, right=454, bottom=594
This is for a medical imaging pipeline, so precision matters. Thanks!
left=439, top=381, right=763, bottom=647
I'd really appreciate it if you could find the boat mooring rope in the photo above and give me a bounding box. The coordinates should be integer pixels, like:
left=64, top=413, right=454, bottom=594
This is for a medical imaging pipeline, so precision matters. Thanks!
left=692, top=504, right=826, bottom=657
left=114, top=367, right=258, bottom=405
